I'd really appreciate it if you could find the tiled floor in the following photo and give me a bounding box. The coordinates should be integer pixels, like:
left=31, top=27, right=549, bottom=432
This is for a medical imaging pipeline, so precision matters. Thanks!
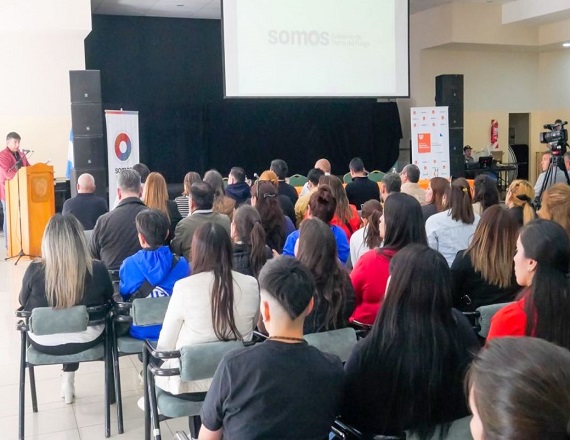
left=0, top=236, right=189, bottom=439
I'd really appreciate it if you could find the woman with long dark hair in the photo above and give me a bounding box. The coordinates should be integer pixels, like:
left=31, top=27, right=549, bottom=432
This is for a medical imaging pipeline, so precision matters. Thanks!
left=251, top=180, right=294, bottom=253
left=350, top=192, right=426, bottom=325
left=318, top=175, right=361, bottom=240
left=349, top=199, right=383, bottom=265
left=422, top=176, right=448, bottom=222
left=471, top=174, right=500, bottom=216
left=203, top=169, right=236, bottom=220
left=174, top=171, right=201, bottom=218
left=19, top=214, right=113, bottom=404
left=142, top=172, right=182, bottom=242
left=451, top=205, right=520, bottom=311
left=487, top=219, right=570, bottom=350
left=426, top=177, right=480, bottom=266
left=231, top=205, right=272, bottom=278
left=343, top=244, right=479, bottom=438
left=155, top=222, right=260, bottom=394
left=467, top=337, right=570, bottom=440
left=296, top=218, right=355, bottom=333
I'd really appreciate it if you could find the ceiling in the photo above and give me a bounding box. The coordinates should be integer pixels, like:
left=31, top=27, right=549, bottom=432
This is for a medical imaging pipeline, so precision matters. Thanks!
left=90, top=0, right=514, bottom=19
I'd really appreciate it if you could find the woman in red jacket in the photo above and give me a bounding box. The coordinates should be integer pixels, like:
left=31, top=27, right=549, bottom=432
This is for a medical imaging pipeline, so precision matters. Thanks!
left=487, top=219, right=570, bottom=349
left=350, top=192, right=426, bottom=325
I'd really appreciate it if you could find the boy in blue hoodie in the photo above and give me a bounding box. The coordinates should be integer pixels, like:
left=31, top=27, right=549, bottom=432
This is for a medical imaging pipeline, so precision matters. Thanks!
left=119, top=209, right=190, bottom=339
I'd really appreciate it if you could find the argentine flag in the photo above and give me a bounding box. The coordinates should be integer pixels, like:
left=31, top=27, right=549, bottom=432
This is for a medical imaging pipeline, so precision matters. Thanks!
left=65, top=129, right=74, bottom=179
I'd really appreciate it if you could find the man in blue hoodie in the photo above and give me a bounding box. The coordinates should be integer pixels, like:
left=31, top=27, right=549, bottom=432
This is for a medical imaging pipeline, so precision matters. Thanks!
left=119, top=209, right=190, bottom=339
left=225, top=166, right=251, bottom=207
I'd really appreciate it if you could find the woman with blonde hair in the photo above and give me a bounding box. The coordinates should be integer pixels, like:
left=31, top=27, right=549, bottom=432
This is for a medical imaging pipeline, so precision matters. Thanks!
left=19, top=214, right=114, bottom=403
left=318, top=175, right=361, bottom=240
left=451, top=205, right=520, bottom=311
left=142, top=172, right=182, bottom=241
left=538, top=183, right=570, bottom=237
left=174, top=171, right=201, bottom=218
left=203, top=169, right=236, bottom=220
left=504, top=179, right=536, bottom=228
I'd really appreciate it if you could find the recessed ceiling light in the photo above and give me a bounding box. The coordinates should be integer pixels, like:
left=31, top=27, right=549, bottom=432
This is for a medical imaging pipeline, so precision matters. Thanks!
left=563, top=42, right=570, bottom=47
left=177, top=4, right=184, bottom=6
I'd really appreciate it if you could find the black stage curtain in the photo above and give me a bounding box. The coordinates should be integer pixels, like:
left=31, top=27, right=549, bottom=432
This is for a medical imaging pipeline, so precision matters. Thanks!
left=86, top=15, right=402, bottom=183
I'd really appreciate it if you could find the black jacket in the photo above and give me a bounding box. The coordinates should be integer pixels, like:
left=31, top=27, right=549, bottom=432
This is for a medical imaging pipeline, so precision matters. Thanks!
left=232, top=243, right=273, bottom=278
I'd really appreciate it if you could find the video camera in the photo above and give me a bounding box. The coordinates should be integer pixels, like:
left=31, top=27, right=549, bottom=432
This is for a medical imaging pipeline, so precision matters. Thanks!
left=539, top=120, right=568, bottom=156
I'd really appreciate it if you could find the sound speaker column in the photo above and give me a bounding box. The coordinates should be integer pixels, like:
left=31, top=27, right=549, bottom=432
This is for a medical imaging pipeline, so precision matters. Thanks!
left=436, top=74, right=465, bottom=178
left=69, top=70, right=107, bottom=200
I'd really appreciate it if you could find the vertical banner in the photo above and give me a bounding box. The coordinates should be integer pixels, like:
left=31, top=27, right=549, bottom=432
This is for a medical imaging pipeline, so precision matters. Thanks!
left=410, top=107, right=450, bottom=179
left=105, top=110, right=139, bottom=208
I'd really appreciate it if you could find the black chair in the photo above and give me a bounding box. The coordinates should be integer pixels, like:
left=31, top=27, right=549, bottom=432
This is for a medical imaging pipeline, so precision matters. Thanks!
left=16, top=304, right=115, bottom=439
left=350, top=320, right=373, bottom=339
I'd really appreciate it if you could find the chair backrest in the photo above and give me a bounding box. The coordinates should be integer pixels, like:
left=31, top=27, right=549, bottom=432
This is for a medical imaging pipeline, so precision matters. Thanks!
left=406, top=416, right=473, bottom=440
left=343, top=172, right=353, bottom=184
left=476, top=302, right=513, bottom=338
left=367, top=170, right=385, bottom=182
left=179, top=340, right=244, bottom=381
left=130, top=297, right=171, bottom=326
left=288, top=174, right=308, bottom=187
left=84, top=229, right=94, bottom=242
left=29, top=306, right=89, bottom=335
left=304, top=327, right=357, bottom=363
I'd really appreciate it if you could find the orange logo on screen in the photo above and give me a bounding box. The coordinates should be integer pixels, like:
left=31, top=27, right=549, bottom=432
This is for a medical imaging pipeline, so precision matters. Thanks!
left=418, top=133, right=431, bottom=153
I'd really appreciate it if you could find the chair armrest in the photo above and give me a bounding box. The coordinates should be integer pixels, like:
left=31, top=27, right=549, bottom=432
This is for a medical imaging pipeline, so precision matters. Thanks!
left=253, top=330, right=268, bottom=342
left=114, top=301, right=133, bottom=313
left=144, top=339, right=181, bottom=360
left=148, top=362, right=180, bottom=377
left=15, top=310, right=31, bottom=319
left=16, top=320, right=29, bottom=332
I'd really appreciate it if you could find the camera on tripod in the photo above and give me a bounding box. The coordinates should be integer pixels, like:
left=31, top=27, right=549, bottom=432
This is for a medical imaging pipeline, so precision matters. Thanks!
left=539, top=120, right=568, bottom=155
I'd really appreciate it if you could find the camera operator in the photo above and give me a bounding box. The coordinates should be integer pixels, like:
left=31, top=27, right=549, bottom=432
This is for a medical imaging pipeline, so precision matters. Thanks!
left=534, top=120, right=569, bottom=201
left=534, top=150, right=568, bottom=199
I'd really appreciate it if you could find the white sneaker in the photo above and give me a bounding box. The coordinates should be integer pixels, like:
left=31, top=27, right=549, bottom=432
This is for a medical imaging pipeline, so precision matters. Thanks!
left=137, top=396, right=161, bottom=415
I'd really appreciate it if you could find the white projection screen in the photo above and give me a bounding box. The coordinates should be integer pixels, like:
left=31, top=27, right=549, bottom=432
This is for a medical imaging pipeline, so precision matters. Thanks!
left=222, top=0, right=409, bottom=98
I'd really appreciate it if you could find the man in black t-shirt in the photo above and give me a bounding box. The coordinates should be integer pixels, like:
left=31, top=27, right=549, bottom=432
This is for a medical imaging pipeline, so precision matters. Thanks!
left=199, top=257, right=344, bottom=440
left=345, top=157, right=380, bottom=207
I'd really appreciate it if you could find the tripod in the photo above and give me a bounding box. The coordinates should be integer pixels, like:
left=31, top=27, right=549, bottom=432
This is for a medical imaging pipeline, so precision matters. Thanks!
left=536, top=151, right=570, bottom=209
left=5, top=151, right=35, bottom=265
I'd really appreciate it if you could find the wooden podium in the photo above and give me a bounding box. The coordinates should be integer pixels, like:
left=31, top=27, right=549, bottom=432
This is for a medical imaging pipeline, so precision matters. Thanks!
left=6, top=164, right=55, bottom=260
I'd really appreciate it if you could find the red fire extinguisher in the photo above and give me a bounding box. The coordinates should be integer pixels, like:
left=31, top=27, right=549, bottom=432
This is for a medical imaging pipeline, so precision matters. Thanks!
left=491, top=119, right=499, bottom=149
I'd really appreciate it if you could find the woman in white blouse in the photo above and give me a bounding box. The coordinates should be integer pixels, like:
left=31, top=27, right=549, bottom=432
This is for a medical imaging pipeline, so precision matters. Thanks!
left=155, top=222, right=260, bottom=394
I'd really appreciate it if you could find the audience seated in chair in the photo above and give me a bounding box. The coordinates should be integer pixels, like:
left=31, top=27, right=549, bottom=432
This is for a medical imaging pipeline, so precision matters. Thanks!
left=380, top=172, right=401, bottom=202
left=119, top=209, right=190, bottom=339
left=400, top=164, right=426, bottom=206
left=471, top=174, right=500, bottom=216
left=349, top=199, right=383, bottom=266
left=203, top=169, right=236, bottom=220
left=19, top=214, right=113, bottom=404
left=250, top=179, right=295, bottom=253
left=170, top=181, right=231, bottom=262
left=282, top=185, right=350, bottom=264
left=225, top=166, right=251, bottom=207
left=350, top=193, right=426, bottom=325
left=270, top=158, right=299, bottom=205
left=299, top=158, right=331, bottom=196
left=537, top=183, right=570, bottom=237
left=174, top=171, right=201, bottom=218
left=487, top=219, right=570, bottom=350
left=154, top=222, right=259, bottom=396
left=62, top=172, right=108, bottom=230
left=467, top=337, right=570, bottom=440
left=258, top=169, right=297, bottom=227
left=231, top=205, right=272, bottom=278
left=426, top=177, right=480, bottom=266
left=504, top=179, right=536, bottom=228
left=90, top=168, right=147, bottom=270
left=198, top=257, right=344, bottom=440
left=343, top=244, right=480, bottom=438
left=319, top=175, right=361, bottom=240
left=295, top=218, right=355, bottom=334
left=294, top=167, right=324, bottom=227
left=422, top=177, right=448, bottom=222
left=345, top=157, right=380, bottom=207
left=451, top=205, right=520, bottom=312
left=142, top=172, right=182, bottom=244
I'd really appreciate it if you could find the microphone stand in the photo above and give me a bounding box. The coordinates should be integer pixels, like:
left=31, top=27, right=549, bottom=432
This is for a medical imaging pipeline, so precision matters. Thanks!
left=5, top=150, right=35, bottom=265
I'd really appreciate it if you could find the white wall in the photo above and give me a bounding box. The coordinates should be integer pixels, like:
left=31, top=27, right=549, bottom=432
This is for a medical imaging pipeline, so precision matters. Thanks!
left=0, top=0, right=91, bottom=177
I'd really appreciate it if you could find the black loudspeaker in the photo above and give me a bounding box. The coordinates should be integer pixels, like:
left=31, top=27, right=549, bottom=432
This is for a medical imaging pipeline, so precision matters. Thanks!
left=449, top=128, right=465, bottom=178
left=73, top=136, right=106, bottom=169
left=71, top=103, right=104, bottom=137
left=436, top=74, right=464, bottom=129
left=70, top=168, right=108, bottom=199
left=70, top=70, right=102, bottom=103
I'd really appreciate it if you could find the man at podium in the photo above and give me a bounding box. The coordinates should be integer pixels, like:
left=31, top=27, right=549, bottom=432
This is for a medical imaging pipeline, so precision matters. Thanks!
left=0, top=132, right=31, bottom=247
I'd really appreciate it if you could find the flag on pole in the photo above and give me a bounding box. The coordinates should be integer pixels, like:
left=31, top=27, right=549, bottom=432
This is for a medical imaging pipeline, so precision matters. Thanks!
left=65, top=129, right=74, bottom=179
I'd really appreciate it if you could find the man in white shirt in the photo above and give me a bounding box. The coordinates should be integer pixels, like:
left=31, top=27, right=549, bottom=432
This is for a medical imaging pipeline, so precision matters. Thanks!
left=534, top=151, right=568, bottom=200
